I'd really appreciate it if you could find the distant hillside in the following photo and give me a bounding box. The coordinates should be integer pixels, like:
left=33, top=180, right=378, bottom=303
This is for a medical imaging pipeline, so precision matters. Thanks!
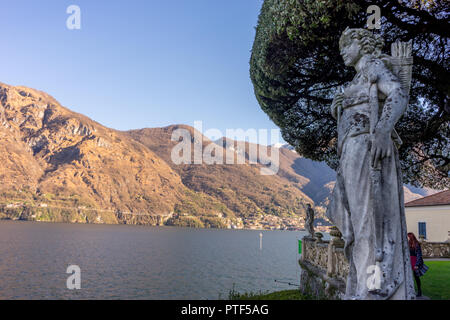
left=127, top=126, right=314, bottom=219
left=0, top=83, right=230, bottom=225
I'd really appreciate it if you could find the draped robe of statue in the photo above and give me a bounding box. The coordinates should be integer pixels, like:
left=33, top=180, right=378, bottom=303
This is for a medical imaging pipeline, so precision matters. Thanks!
left=326, top=29, right=416, bottom=300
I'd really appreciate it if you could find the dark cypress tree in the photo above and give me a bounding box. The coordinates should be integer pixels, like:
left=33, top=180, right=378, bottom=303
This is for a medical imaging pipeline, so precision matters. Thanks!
left=250, top=0, right=449, bottom=189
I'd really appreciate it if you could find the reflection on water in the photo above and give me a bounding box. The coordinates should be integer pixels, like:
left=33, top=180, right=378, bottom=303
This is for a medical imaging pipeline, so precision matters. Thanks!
left=0, top=221, right=314, bottom=299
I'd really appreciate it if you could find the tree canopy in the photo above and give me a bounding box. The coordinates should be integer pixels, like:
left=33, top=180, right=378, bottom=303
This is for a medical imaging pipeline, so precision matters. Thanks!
left=250, top=0, right=449, bottom=189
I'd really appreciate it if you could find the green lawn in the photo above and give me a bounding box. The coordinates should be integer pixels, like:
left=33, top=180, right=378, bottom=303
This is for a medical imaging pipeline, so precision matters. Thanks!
left=230, top=261, right=450, bottom=300
left=420, top=260, right=450, bottom=300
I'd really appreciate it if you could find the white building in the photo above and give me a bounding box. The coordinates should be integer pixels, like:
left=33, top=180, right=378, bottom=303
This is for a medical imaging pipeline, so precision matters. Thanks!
left=405, top=190, right=450, bottom=242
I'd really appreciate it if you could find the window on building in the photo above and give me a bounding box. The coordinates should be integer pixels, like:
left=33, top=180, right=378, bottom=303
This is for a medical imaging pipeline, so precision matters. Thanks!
left=418, top=222, right=427, bottom=239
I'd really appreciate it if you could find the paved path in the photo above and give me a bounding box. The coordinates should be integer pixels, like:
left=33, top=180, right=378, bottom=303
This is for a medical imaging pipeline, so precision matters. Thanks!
left=423, top=258, right=450, bottom=261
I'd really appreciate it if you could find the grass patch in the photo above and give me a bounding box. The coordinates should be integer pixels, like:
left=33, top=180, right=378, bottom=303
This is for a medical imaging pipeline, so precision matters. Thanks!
left=233, top=289, right=306, bottom=300
left=228, top=284, right=308, bottom=300
left=420, top=260, right=450, bottom=300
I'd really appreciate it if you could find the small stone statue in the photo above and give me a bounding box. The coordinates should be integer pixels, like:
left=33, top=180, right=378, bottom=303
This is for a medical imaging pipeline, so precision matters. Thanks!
left=305, top=204, right=315, bottom=238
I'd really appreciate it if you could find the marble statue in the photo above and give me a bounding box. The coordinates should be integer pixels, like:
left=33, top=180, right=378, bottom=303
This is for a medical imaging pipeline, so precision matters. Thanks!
left=326, top=28, right=416, bottom=300
left=305, top=204, right=315, bottom=238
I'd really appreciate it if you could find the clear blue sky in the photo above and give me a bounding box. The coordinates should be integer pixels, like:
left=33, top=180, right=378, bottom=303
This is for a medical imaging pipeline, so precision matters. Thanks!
left=0, top=0, right=283, bottom=143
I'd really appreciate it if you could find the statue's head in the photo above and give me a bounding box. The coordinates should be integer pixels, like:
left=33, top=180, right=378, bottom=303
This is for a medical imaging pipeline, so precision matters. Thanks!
left=339, top=28, right=384, bottom=67
left=306, top=203, right=311, bottom=209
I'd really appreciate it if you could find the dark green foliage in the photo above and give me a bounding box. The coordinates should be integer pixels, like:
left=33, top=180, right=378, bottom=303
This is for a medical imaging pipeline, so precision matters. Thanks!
left=201, top=216, right=228, bottom=229
left=250, top=0, right=449, bottom=189
left=165, top=215, right=205, bottom=228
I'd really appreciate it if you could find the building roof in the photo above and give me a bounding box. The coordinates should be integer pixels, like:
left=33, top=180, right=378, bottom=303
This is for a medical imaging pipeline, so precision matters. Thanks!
left=405, top=190, right=450, bottom=207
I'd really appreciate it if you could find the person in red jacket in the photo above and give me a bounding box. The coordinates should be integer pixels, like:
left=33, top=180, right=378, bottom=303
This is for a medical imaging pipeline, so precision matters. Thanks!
left=408, top=232, right=429, bottom=297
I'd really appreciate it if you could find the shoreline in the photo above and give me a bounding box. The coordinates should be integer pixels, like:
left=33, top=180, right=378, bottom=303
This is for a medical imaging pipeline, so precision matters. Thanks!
left=0, top=218, right=315, bottom=232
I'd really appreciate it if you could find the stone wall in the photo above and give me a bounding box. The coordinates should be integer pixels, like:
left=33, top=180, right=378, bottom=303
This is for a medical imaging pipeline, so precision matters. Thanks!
left=420, top=240, right=450, bottom=258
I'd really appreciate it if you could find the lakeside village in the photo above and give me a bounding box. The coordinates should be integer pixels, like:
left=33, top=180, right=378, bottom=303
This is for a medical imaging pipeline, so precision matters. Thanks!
left=230, top=214, right=331, bottom=232
left=2, top=201, right=332, bottom=232
left=174, top=211, right=332, bottom=232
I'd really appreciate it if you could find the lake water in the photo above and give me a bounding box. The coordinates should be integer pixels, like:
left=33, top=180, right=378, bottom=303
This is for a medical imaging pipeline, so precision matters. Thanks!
left=0, top=221, right=319, bottom=300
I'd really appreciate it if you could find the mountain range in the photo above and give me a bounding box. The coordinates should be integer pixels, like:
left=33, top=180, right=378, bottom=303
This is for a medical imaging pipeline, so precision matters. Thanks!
left=0, top=83, right=437, bottom=228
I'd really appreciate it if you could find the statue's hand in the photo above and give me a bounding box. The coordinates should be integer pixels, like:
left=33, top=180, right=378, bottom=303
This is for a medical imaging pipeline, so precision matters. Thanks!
left=371, top=131, right=392, bottom=169
left=331, top=93, right=344, bottom=120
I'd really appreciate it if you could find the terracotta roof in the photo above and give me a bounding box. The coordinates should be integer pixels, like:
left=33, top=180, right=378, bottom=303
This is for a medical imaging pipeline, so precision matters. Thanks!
left=405, top=190, right=450, bottom=207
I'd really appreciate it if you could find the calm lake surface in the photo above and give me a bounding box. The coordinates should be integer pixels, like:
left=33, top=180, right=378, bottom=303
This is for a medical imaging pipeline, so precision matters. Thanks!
left=0, top=221, right=321, bottom=300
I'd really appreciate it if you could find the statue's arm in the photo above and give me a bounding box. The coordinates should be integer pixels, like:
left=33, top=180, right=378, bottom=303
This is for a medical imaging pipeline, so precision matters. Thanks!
left=330, top=93, right=344, bottom=120
left=369, top=60, right=408, bottom=135
left=367, top=60, right=408, bottom=167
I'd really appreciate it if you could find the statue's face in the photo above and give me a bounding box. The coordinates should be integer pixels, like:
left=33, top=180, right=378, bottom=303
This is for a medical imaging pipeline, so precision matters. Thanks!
left=340, top=38, right=362, bottom=67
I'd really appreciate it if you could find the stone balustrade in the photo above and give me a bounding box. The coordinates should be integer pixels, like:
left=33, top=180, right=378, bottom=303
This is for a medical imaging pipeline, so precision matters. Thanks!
left=298, top=227, right=348, bottom=299
left=298, top=227, right=450, bottom=299
left=420, top=239, right=450, bottom=258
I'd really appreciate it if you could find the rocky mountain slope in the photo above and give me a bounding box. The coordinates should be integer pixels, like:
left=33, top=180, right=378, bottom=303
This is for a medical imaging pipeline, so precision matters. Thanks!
left=0, top=83, right=230, bottom=225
